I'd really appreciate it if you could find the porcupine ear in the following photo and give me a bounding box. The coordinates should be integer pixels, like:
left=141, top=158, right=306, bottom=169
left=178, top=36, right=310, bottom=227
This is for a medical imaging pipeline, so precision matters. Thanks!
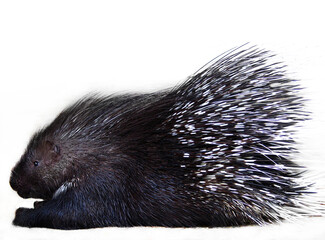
left=44, top=140, right=61, bottom=164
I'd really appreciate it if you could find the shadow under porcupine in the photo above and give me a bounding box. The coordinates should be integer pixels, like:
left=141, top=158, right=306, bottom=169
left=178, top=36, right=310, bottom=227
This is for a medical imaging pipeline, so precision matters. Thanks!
left=9, top=46, right=321, bottom=229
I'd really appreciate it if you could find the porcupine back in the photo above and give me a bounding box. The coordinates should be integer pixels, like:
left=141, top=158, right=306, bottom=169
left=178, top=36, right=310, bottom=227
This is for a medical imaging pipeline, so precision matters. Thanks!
left=145, top=46, right=312, bottom=225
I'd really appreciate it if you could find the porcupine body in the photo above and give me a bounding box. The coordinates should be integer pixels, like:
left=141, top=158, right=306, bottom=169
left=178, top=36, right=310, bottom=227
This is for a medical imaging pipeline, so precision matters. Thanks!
left=10, top=46, right=312, bottom=229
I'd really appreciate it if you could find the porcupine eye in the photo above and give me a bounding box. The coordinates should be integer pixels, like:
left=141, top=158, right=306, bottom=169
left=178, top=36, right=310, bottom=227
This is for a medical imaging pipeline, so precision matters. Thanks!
left=33, top=161, right=39, bottom=167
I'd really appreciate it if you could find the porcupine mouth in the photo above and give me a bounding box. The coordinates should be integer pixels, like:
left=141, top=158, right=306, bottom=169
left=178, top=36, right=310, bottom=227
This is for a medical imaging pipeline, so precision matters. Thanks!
left=17, top=179, right=77, bottom=209
left=16, top=190, right=35, bottom=199
left=16, top=189, right=54, bottom=210
left=17, top=189, right=51, bottom=201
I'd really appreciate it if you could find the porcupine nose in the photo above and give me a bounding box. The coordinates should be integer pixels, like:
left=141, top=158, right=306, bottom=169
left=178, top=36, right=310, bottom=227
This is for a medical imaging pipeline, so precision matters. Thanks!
left=9, top=171, right=20, bottom=191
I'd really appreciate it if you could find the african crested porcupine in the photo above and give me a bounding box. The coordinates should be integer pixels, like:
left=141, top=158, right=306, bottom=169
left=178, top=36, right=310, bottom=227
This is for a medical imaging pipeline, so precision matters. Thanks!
left=10, top=46, right=319, bottom=229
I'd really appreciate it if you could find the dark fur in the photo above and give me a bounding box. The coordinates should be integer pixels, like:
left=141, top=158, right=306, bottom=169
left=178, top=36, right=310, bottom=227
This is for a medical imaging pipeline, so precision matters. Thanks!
left=10, top=46, right=309, bottom=229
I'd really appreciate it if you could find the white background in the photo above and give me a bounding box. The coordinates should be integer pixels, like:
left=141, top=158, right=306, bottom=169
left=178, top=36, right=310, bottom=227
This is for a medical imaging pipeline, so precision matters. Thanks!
left=0, top=1, right=324, bottom=239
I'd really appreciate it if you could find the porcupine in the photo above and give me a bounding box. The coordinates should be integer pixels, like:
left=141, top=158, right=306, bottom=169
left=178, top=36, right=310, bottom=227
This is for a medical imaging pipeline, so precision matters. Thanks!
left=9, top=46, right=316, bottom=229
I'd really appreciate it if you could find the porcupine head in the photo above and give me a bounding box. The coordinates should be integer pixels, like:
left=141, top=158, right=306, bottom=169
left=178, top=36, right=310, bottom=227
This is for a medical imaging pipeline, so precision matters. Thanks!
left=10, top=134, right=70, bottom=200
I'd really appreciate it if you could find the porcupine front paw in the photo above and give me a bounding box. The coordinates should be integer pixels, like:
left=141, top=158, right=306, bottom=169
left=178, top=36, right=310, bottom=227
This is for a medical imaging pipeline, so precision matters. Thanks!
left=13, top=207, right=34, bottom=227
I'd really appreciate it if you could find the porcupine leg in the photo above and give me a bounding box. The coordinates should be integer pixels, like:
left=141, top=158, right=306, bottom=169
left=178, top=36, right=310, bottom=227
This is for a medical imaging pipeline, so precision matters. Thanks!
left=13, top=206, right=77, bottom=229
left=13, top=199, right=93, bottom=229
left=12, top=172, right=130, bottom=229
left=13, top=207, right=44, bottom=228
